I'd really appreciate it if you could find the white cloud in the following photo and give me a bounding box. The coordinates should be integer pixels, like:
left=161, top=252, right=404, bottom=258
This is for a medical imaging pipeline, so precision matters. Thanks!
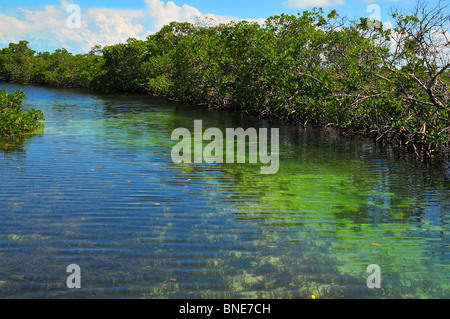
left=84, top=8, right=148, bottom=48
left=143, top=1, right=266, bottom=30
left=0, top=1, right=150, bottom=52
left=0, top=0, right=266, bottom=53
left=283, top=0, right=345, bottom=9
left=144, top=0, right=202, bottom=30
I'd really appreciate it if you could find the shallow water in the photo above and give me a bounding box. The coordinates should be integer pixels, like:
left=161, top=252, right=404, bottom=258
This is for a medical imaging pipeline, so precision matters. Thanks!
left=0, top=83, right=448, bottom=298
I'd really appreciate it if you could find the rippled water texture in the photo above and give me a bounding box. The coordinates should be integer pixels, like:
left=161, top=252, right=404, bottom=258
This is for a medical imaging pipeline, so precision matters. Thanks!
left=0, top=83, right=448, bottom=298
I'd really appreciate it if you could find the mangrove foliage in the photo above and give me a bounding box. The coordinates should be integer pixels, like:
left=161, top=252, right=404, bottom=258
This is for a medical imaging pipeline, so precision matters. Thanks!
left=0, top=88, right=44, bottom=138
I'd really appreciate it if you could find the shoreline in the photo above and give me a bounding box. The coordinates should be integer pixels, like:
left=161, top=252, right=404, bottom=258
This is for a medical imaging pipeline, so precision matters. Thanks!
left=1, top=80, right=448, bottom=160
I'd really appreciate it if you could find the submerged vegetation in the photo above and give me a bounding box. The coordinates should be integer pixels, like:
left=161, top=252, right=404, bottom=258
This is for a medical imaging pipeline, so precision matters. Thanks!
left=0, top=1, right=448, bottom=154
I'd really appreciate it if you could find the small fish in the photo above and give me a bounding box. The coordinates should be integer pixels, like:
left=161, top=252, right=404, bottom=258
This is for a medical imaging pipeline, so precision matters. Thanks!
left=372, top=243, right=382, bottom=247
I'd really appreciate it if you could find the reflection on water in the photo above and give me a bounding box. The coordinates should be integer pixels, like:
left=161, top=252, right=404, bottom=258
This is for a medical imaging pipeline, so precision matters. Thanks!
left=0, top=83, right=448, bottom=298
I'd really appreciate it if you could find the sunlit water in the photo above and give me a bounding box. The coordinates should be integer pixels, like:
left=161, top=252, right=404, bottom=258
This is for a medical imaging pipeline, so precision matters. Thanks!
left=0, top=83, right=448, bottom=298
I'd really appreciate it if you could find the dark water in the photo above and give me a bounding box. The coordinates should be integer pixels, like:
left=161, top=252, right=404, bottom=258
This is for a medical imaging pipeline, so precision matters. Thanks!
left=0, top=83, right=448, bottom=298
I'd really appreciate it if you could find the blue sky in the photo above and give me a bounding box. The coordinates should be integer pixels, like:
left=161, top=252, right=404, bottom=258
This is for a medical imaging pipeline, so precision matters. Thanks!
left=0, top=0, right=438, bottom=53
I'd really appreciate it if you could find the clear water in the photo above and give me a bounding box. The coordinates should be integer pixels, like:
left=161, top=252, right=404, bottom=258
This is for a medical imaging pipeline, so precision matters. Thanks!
left=0, top=83, right=448, bottom=298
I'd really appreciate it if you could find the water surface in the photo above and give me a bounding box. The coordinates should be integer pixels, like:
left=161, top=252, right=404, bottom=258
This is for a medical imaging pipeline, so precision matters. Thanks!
left=0, top=83, right=448, bottom=298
